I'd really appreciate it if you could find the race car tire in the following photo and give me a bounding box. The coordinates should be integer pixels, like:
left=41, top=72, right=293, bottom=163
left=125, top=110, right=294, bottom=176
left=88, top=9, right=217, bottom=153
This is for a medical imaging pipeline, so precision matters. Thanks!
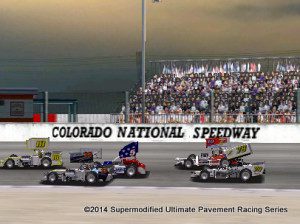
left=199, top=170, right=210, bottom=181
left=41, top=158, right=52, bottom=168
left=85, top=172, right=98, bottom=184
left=126, top=165, right=137, bottom=177
left=187, top=154, right=196, bottom=160
left=5, top=159, right=15, bottom=169
left=240, top=169, right=252, bottom=182
left=184, top=159, right=194, bottom=169
left=220, top=159, right=229, bottom=167
left=47, top=172, right=58, bottom=183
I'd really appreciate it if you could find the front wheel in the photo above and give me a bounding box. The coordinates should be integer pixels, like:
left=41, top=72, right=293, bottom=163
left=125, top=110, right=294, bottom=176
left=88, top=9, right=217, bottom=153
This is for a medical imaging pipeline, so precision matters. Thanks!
left=126, top=165, right=137, bottom=177
left=41, top=158, right=52, bottom=168
left=5, top=159, right=15, bottom=169
left=85, top=172, right=98, bottom=184
left=240, top=169, right=252, bottom=182
left=184, top=159, right=194, bottom=169
left=47, top=172, right=58, bottom=184
left=199, top=170, right=210, bottom=181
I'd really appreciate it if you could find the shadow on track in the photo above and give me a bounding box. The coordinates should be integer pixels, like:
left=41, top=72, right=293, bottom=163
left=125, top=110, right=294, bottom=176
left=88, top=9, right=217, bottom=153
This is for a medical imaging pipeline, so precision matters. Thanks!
left=1, top=166, right=66, bottom=170
left=174, top=166, right=205, bottom=171
left=40, top=179, right=114, bottom=187
left=191, top=176, right=265, bottom=184
left=115, top=171, right=150, bottom=179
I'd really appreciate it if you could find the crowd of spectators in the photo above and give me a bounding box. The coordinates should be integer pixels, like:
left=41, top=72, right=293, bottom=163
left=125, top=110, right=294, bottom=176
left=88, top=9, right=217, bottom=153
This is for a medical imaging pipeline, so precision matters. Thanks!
left=125, top=63, right=300, bottom=123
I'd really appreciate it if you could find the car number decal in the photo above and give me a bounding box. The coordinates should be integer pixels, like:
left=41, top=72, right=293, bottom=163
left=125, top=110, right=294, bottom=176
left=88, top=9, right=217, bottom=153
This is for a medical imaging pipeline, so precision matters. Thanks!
left=254, top=166, right=263, bottom=172
left=52, top=154, right=61, bottom=161
left=36, top=140, right=46, bottom=148
left=236, top=145, right=247, bottom=154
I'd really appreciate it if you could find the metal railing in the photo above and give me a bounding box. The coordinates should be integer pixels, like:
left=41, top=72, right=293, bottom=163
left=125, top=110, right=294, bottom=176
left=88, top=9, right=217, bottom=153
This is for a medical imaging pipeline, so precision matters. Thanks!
left=110, top=113, right=296, bottom=124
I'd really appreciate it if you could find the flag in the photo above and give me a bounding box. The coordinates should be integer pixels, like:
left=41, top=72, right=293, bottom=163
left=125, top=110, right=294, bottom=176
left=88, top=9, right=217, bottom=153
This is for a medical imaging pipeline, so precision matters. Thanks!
left=119, top=142, right=139, bottom=158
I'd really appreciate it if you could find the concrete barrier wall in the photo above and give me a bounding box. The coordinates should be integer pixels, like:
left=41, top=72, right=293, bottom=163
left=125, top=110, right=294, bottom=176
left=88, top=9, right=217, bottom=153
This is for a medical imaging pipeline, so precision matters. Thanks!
left=0, top=123, right=298, bottom=143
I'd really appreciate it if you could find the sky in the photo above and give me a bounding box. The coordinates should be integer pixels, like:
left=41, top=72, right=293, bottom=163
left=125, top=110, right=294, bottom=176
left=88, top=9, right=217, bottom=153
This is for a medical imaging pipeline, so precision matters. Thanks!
left=0, top=0, right=299, bottom=92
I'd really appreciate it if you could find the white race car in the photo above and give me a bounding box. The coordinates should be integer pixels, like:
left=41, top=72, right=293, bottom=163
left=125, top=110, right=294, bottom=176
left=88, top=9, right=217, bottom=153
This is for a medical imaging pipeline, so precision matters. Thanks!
left=44, top=164, right=113, bottom=185
left=175, top=138, right=252, bottom=169
left=191, top=160, right=266, bottom=182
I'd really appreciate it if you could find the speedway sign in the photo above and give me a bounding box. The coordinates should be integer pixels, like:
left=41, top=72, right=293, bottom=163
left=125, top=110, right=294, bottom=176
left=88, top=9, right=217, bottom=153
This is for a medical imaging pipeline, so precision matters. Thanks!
left=51, top=125, right=261, bottom=141
left=0, top=123, right=299, bottom=143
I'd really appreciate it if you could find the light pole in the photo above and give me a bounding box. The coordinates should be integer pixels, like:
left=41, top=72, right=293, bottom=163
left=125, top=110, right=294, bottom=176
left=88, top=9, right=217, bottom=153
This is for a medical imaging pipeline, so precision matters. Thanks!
left=141, top=0, right=161, bottom=123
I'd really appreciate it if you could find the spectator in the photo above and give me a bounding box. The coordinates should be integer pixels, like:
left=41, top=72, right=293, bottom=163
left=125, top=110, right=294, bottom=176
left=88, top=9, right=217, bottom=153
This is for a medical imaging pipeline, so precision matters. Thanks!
left=128, top=66, right=299, bottom=123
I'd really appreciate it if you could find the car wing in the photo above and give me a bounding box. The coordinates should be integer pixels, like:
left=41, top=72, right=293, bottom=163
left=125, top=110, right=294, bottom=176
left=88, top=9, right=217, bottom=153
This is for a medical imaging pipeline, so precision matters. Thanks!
left=225, top=144, right=253, bottom=160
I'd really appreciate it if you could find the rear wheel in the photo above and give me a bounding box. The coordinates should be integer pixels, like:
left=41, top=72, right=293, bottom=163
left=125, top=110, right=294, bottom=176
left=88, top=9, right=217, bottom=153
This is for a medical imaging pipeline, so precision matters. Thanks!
left=184, top=159, right=193, bottom=169
left=41, top=158, right=52, bottom=168
left=47, top=172, right=58, bottom=184
left=240, top=169, right=252, bottom=182
left=199, top=170, right=210, bottom=181
left=85, top=172, right=98, bottom=184
left=188, top=154, right=196, bottom=160
left=126, top=165, right=137, bottom=177
left=5, top=159, right=15, bottom=169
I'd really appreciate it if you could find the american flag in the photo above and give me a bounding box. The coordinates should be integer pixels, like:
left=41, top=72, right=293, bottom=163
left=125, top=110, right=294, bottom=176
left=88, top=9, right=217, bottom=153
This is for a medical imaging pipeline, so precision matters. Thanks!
left=119, top=142, right=139, bottom=159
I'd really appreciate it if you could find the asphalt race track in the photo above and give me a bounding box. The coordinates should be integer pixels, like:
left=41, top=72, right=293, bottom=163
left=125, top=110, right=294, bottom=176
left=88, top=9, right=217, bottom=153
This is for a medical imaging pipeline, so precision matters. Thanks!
left=0, top=142, right=299, bottom=189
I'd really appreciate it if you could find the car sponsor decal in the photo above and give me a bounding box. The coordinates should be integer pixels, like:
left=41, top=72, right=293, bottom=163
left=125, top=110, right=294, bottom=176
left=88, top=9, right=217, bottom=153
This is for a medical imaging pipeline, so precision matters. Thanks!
left=83, top=152, right=93, bottom=159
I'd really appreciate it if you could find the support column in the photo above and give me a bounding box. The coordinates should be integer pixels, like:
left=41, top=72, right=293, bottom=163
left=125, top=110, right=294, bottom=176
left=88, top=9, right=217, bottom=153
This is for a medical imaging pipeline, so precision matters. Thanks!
left=297, top=89, right=300, bottom=123
left=68, top=104, right=72, bottom=123
left=125, top=91, right=129, bottom=123
left=72, top=102, right=78, bottom=123
left=40, top=104, right=44, bottom=122
left=210, top=90, right=215, bottom=123
left=43, top=91, right=48, bottom=122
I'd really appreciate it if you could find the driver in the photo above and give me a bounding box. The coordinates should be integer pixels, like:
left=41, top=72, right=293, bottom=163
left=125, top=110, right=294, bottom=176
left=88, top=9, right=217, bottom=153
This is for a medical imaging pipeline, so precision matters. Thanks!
left=212, top=150, right=218, bottom=157
left=34, top=149, right=44, bottom=158
left=129, top=149, right=136, bottom=159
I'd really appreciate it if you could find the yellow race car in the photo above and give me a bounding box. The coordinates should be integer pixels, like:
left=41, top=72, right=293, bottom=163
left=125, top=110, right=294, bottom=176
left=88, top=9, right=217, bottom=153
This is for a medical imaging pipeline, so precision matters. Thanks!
left=0, top=138, right=63, bottom=169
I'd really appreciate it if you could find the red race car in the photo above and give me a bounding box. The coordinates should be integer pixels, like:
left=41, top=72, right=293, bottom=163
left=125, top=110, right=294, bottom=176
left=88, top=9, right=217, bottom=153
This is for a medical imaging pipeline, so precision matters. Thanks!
left=102, top=142, right=148, bottom=178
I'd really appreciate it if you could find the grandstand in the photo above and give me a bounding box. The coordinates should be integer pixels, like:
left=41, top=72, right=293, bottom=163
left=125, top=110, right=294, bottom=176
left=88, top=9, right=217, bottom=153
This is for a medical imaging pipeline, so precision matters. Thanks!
left=118, top=56, right=300, bottom=124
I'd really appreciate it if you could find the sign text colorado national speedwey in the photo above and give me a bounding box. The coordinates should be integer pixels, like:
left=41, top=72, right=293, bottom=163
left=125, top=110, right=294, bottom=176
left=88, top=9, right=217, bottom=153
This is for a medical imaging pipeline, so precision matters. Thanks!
left=52, top=126, right=261, bottom=140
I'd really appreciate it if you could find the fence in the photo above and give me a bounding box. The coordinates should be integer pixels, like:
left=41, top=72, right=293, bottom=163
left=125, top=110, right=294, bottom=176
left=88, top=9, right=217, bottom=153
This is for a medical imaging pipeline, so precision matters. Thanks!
left=110, top=113, right=296, bottom=124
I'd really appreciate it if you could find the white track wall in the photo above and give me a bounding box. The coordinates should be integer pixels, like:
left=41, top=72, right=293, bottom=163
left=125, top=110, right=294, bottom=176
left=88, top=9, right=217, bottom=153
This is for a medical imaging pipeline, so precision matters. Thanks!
left=0, top=123, right=298, bottom=143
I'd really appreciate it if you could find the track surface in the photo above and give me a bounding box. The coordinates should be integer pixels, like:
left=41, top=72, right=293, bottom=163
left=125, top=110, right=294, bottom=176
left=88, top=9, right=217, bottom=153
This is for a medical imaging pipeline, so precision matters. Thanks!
left=0, top=142, right=299, bottom=189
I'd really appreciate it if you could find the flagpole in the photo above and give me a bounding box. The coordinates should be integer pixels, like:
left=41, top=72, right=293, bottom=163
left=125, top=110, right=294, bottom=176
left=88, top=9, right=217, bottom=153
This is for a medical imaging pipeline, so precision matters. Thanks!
left=141, top=0, right=146, bottom=123
left=141, top=0, right=162, bottom=124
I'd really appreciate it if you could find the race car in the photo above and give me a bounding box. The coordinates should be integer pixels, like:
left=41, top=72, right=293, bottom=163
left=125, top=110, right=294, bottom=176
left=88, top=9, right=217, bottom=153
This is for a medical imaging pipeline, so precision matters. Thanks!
left=93, top=142, right=147, bottom=178
left=0, top=138, right=63, bottom=169
left=44, top=142, right=146, bottom=184
left=44, top=163, right=113, bottom=184
left=69, top=142, right=147, bottom=178
left=175, top=137, right=252, bottom=169
left=191, top=160, right=266, bottom=182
